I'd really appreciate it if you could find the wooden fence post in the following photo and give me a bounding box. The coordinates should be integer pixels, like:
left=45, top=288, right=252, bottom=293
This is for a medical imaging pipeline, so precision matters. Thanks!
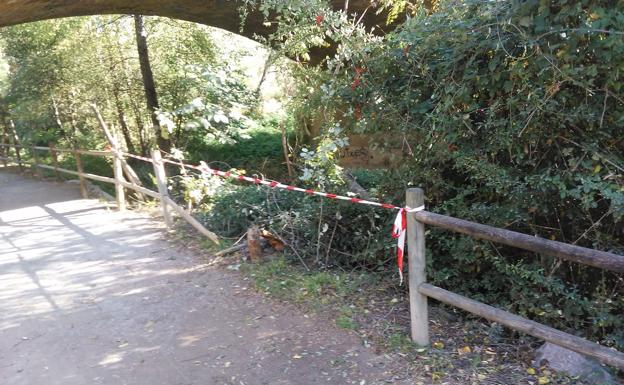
left=0, top=143, right=7, bottom=168
left=74, top=150, right=89, bottom=199
left=113, top=150, right=126, bottom=211
left=152, top=149, right=173, bottom=228
left=31, top=145, right=43, bottom=179
left=0, top=128, right=8, bottom=167
left=49, top=143, right=61, bottom=181
left=406, top=187, right=429, bottom=346
left=10, top=121, right=23, bottom=173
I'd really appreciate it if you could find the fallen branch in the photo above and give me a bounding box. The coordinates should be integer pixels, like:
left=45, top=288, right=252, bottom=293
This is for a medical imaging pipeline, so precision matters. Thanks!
left=213, top=244, right=246, bottom=258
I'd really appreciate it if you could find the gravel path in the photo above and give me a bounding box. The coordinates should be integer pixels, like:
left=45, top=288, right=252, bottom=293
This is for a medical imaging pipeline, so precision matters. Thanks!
left=0, top=169, right=408, bottom=385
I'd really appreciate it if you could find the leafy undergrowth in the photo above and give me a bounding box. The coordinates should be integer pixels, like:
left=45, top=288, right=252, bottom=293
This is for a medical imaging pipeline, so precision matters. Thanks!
left=184, top=115, right=292, bottom=180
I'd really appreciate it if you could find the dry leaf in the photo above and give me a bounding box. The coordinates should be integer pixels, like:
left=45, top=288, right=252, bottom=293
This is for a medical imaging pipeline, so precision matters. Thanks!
left=537, top=376, right=550, bottom=384
left=458, top=346, right=471, bottom=354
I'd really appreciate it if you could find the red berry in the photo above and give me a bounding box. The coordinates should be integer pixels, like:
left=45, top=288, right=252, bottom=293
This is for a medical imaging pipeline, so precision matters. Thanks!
left=315, top=15, right=324, bottom=26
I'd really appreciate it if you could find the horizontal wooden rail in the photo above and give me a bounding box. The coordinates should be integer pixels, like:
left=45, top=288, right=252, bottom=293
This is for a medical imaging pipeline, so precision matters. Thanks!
left=32, top=146, right=114, bottom=157
left=37, top=164, right=157, bottom=201
left=37, top=164, right=116, bottom=184
left=0, top=143, right=22, bottom=148
left=419, top=283, right=624, bottom=369
left=0, top=143, right=113, bottom=157
left=414, top=211, right=624, bottom=273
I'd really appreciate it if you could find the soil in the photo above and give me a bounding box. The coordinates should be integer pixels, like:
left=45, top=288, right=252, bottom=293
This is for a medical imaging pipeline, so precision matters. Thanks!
left=0, top=169, right=411, bottom=385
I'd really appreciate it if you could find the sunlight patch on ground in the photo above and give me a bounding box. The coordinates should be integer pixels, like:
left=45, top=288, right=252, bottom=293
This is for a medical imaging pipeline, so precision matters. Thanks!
left=98, top=352, right=125, bottom=366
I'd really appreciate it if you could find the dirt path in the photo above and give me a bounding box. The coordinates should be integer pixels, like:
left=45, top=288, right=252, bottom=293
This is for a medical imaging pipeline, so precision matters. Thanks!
left=0, top=169, right=409, bottom=385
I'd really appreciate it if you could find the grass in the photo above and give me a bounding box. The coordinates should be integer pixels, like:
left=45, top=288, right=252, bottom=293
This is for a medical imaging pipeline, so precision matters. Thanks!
left=336, top=313, right=358, bottom=330
left=241, top=257, right=362, bottom=309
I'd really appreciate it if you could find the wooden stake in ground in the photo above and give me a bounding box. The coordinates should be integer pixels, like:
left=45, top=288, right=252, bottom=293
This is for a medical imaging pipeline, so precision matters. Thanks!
left=49, top=143, right=61, bottom=181
left=112, top=149, right=126, bottom=212
left=9, top=120, right=23, bottom=173
left=31, top=145, right=43, bottom=179
left=0, top=127, right=8, bottom=168
left=152, top=149, right=173, bottom=228
left=73, top=150, right=89, bottom=198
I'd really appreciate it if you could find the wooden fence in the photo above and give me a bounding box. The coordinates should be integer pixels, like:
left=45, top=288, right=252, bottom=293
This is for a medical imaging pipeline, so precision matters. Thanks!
left=1, top=142, right=623, bottom=369
left=404, top=188, right=624, bottom=369
left=0, top=142, right=219, bottom=244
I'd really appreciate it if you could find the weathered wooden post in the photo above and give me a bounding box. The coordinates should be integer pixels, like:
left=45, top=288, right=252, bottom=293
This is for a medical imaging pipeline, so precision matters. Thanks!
left=0, top=142, right=8, bottom=168
left=151, top=149, right=173, bottom=228
left=112, top=149, right=126, bottom=211
left=31, top=145, right=43, bottom=179
left=73, top=150, right=89, bottom=199
left=0, top=128, right=8, bottom=167
left=10, top=121, right=24, bottom=173
left=406, top=187, right=429, bottom=346
left=49, top=143, right=61, bottom=181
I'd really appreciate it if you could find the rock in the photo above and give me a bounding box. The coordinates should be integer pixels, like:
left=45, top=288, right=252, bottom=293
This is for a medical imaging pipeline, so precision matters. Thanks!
left=534, top=343, right=616, bottom=385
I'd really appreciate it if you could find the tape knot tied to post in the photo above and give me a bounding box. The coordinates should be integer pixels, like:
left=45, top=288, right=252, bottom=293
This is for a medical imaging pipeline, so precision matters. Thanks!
left=392, top=205, right=425, bottom=285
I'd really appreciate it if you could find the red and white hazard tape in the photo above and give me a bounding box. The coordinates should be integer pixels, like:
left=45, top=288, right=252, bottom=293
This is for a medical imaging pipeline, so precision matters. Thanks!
left=122, top=151, right=424, bottom=283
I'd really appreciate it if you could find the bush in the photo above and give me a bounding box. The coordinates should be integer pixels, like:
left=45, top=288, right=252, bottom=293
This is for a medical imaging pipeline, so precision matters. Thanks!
left=289, top=0, right=624, bottom=349
left=199, top=182, right=397, bottom=270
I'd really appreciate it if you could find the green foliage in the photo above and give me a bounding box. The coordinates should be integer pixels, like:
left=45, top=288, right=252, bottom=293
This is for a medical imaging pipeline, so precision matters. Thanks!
left=0, top=15, right=254, bottom=159
left=298, top=123, right=349, bottom=188
left=335, top=310, right=358, bottom=330
left=156, top=62, right=259, bottom=146
left=199, top=182, right=397, bottom=270
left=263, top=0, right=624, bottom=350
left=183, top=115, right=290, bottom=177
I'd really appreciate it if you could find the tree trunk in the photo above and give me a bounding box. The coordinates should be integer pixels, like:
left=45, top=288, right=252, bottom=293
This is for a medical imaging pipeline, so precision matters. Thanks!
left=115, top=19, right=149, bottom=156
left=104, top=30, right=136, bottom=154
left=112, top=87, right=136, bottom=154
left=134, top=14, right=169, bottom=152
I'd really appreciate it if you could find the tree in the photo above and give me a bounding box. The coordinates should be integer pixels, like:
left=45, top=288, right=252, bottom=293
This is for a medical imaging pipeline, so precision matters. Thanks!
left=134, top=14, right=169, bottom=152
